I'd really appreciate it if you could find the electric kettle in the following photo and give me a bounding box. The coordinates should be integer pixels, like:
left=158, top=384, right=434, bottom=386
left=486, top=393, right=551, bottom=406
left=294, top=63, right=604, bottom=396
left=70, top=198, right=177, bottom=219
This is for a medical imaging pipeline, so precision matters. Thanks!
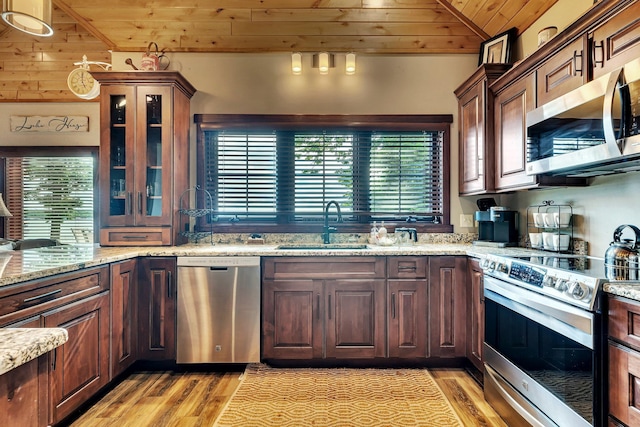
left=604, top=224, right=640, bottom=280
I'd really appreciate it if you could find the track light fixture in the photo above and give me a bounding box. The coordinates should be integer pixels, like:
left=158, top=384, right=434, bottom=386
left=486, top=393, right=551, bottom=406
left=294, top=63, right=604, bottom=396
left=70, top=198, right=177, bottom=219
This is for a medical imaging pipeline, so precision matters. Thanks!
left=292, top=52, right=356, bottom=75
left=291, top=52, right=302, bottom=75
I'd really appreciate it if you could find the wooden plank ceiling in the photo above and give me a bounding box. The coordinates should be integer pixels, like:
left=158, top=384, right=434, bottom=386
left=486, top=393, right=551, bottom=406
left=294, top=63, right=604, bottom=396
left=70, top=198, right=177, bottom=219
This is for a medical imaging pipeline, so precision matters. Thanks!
left=50, top=0, right=559, bottom=54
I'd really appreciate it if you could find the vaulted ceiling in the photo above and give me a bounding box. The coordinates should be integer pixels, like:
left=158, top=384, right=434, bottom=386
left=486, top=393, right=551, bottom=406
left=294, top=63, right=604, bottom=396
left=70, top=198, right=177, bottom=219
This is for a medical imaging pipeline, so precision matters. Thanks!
left=49, top=0, right=559, bottom=54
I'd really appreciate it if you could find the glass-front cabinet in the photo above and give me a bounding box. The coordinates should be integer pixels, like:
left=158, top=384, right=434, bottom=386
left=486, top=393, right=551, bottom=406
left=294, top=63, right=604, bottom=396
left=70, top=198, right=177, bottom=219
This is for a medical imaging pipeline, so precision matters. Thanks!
left=94, top=72, right=196, bottom=246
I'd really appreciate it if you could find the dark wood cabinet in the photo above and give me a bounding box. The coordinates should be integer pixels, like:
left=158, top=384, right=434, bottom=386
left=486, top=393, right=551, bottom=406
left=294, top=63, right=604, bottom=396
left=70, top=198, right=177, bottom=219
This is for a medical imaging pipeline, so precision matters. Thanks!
left=110, top=259, right=137, bottom=378
left=43, top=292, right=110, bottom=425
left=387, top=256, right=428, bottom=358
left=455, top=64, right=510, bottom=195
left=261, top=278, right=323, bottom=360
left=607, top=294, right=640, bottom=426
left=429, top=256, right=467, bottom=358
left=493, top=74, right=537, bottom=191
left=93, top=72, right=195, bottom=246
left=137, top=257, right=176, bottom=360
left=0, top=355, right=46, bottom=427
left=591, top=1, right=640, bottom=79
left=466, top=258, right=484, bottom=371
left=262, top=257, right=386, bottom=360
left=325, top=279, right=386, bottom=359
left=536, top=36, right=587, bottom=106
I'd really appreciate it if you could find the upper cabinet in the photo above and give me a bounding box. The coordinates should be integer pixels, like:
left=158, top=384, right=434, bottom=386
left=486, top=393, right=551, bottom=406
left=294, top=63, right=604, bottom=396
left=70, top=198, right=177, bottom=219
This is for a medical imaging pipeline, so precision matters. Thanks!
left=536, top=36, right=587, bottom=106
left=93, top=72, right=196, bottom=246
left=591, top=1, right=640, bottom=79
left=455, top=64, right=511, bottom=195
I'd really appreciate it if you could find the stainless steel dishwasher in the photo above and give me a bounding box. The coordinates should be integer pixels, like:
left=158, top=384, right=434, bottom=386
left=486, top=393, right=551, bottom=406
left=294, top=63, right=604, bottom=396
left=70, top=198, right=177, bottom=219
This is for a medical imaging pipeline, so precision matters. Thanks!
left=176, top=256, right=261, bottom=364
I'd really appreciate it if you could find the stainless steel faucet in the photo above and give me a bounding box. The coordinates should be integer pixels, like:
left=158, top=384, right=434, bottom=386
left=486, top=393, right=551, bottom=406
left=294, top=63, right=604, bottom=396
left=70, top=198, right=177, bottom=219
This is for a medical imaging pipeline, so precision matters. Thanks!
left=323, top=200, right=343, bottom=244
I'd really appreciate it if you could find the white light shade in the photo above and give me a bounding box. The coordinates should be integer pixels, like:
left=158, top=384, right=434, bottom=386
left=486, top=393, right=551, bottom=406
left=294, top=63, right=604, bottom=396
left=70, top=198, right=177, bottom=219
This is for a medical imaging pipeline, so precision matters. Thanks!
left=345, top=53, right=356, bottom=75
left=0, top=193, right=12, bottom=217
left=318, top=52, right=330, bottom=75
left=2, top=0, right=53, bottom=37
left=291, top=52, right=302, bottom=75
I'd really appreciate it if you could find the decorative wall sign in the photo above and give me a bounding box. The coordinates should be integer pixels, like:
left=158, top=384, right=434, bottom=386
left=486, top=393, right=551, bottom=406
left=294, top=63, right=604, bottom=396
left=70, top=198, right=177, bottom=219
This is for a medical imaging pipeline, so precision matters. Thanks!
left=10, top=116, right=89, bottom=133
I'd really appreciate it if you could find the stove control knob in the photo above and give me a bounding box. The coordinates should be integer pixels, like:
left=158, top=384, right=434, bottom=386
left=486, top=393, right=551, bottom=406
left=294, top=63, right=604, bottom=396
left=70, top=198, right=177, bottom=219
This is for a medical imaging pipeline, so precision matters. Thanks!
left=554, top=279, right=568, bottom=292
left=486, top=261, right=496, bottom=272
left=496, top=263, right=508, bottom=274
left=480, top=258, right=489, bottom=269
left=568, top=282, right=591, bottom=301
left=543, top=276, right=556, bottom=287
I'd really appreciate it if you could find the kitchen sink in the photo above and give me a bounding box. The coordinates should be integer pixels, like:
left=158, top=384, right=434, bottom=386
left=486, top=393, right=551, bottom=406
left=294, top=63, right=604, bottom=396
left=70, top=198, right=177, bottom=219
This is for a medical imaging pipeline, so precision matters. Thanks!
left=276, top=244, right=369, bottom=250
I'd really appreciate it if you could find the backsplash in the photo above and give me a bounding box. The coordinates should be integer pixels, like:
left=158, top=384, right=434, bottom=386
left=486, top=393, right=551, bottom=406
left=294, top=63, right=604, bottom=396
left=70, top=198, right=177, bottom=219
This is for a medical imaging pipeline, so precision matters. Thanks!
left=198, top=232, right=478, bottom=246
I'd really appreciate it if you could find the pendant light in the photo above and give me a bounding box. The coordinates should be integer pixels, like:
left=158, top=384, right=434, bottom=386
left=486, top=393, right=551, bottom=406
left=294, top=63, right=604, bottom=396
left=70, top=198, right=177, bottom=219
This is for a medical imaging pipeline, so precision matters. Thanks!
left=2, top=0, right=54, bottom=37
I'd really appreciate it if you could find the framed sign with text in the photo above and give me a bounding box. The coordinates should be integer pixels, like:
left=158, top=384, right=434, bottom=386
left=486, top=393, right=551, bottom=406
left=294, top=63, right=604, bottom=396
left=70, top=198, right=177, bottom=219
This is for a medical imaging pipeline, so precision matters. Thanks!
left=10, top=116, right=89, bottom=133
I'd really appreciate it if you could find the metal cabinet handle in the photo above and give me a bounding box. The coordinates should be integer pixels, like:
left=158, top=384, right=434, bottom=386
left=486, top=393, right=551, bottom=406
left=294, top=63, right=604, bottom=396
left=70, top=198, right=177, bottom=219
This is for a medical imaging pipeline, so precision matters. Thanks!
left=572, top=50, right=583, bottom=76
left=391, top=293, right=396, bottom=319
left=138, top=192, right=142, bottom=214
left=52, top=348, right=57, bottom=371
left=23, top=289, right=62, bottom=303
left=167, top=271, right=173, bottom=299
left=592, top=40, right=605, bottom=68
left=328, top=294, right=332, bottom=319
left=317, top=294, right=320, bottom=319
left=398, top=266, right=417, bottom=271
left=127, top=192, right=132, bottom=215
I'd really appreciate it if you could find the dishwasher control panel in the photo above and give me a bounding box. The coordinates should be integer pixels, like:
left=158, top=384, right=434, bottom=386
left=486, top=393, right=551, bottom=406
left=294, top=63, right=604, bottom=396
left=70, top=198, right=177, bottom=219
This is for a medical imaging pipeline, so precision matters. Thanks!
left=177, top=256, right=260, bottom=267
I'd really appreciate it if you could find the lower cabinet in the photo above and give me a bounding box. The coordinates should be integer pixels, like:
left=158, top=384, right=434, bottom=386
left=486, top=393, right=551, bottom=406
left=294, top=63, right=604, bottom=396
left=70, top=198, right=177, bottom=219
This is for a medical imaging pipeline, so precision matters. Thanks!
left=429, top=256, right=467, bottom=358
left=262, top=257, right=386, bottom=360
left=110, top=259, right=138, bottom=378
left=0, top=355, right=46, bottom=427
left=262, top=256, right=466, bottom=362
left=43, top=292, right=110, bottom=425
left=608, top=295, right=640, bottom=426
left=466, top=258, right=484, bottom=371
left=137, top=257, right=176, bottom=360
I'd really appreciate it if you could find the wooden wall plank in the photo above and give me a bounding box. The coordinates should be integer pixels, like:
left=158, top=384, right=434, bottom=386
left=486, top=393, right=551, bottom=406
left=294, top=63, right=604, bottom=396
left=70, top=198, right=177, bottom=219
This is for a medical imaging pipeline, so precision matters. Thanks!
left=232, top=21, right=478, bottom=36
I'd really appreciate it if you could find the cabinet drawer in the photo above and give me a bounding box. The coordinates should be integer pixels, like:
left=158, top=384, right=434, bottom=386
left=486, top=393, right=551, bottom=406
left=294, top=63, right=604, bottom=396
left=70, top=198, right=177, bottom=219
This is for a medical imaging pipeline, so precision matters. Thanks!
left=387, top=256, right=427, bottom=279
left=609, top=296, right=640, bottom=351
left=608, top=342, right=640, bottom=426
left=0, top=266, right=109, bottom=327
left=263, top=257, right=385, bottom=280
left=100, top=227, right=171, bottom=246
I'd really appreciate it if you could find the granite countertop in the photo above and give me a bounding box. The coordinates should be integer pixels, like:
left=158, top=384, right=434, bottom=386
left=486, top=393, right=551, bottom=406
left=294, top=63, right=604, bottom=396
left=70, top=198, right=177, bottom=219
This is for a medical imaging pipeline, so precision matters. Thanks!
left=0, top=328, right=68, bottom=375
left=603, top=282, right=640, bottom=302
left=0, top=240, right=541, bottom=288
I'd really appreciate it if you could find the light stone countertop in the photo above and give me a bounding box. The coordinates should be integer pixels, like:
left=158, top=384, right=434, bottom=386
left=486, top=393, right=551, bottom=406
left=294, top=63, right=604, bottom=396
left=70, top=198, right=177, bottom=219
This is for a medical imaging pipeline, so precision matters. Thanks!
left=603, top=282, right=640, bottom=302
left=0, top=237, right=604, bottom=375
left=0, top=328, right=68, bottom=376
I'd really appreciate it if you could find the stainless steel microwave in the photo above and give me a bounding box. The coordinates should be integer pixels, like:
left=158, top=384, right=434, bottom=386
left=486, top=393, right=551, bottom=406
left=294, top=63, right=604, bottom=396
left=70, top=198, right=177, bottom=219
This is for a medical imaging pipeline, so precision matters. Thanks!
left=526, top=58, right=640, bottom=177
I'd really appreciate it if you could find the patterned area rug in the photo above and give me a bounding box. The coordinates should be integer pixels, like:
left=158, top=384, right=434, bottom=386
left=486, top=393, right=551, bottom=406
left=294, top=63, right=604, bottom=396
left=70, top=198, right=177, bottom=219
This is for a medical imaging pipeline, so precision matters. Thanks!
left=213, top=364, right=464, bottom=427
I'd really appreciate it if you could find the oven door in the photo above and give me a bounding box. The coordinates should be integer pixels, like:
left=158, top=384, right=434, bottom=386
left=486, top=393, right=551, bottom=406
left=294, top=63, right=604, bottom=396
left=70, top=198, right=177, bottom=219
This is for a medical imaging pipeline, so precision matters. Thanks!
left=483, top=276, right=602, bottom=427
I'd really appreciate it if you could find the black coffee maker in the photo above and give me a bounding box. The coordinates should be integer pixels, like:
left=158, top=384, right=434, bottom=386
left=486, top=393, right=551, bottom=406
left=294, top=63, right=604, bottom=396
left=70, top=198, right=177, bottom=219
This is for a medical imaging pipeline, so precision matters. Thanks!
left=473, top=198, right=518, bottom=247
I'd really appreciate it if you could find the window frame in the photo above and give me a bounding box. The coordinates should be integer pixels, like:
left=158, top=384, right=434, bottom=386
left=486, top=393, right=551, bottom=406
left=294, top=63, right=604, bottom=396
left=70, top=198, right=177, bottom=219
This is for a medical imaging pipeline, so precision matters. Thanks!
left=0, top=147, right=99, bottom=241
left=195, top=114, right=453, bottom=234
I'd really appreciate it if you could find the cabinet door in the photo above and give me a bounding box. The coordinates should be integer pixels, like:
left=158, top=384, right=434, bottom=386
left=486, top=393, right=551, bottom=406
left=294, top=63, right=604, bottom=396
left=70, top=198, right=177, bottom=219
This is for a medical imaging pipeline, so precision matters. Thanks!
left=494, top=74, right=537, bottom=191
left=466, top=258, right=484, bottom=371
left=536, top=36, right=587, bottom=106
left=44, top=292, right=110, bottom=425
left=137, top=257, right=176, bottom=360
left=110, top=259, right=137, bottom=378
left=592, top=1, right=640, bottom=79
left=429, top=257, right=467, bottom=358
left=261, top=279, right=323, bottom=360
left=100, top=85, right=136, bottom=227
left=0, top=357, right=42, bottom=427
left=459, top=78, right=492, bottom=195
left=135, top=85, right=173, bottom=226
left=608, top=343, right=640, bottom=427
left=388, top=279, right=427, bottom=358
left=325, top=279, right=386, bottom=359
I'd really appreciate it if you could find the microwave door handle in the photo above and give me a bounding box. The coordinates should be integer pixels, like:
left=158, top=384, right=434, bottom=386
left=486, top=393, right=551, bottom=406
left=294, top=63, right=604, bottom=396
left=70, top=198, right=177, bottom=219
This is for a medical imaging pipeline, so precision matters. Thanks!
left=603, top=67, right=625, bottom=155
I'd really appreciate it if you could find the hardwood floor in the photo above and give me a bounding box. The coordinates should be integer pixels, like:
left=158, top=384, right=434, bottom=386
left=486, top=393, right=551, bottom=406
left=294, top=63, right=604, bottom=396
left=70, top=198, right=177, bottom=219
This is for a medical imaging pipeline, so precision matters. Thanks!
left=68, top=367, right=507, bottom=427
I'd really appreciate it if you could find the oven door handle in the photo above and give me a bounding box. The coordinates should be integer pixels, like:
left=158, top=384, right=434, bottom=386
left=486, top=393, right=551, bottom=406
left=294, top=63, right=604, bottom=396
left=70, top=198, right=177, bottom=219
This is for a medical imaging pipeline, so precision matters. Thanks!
left=484, top=276, right=594, bottom=349
left=484, top=364, right=554, bottom=427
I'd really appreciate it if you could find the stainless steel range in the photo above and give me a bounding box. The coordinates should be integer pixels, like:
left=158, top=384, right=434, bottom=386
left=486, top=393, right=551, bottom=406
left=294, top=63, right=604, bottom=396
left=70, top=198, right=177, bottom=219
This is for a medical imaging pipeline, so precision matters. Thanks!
left=479, top=254, right=607, bottom=427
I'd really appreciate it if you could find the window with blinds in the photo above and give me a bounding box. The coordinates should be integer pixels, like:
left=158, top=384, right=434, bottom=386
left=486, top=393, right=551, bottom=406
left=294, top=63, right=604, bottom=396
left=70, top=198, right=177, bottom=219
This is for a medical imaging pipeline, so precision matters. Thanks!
left=203, top=124, right=446, bottom=225
left=5, top=157, right=94, bottom=243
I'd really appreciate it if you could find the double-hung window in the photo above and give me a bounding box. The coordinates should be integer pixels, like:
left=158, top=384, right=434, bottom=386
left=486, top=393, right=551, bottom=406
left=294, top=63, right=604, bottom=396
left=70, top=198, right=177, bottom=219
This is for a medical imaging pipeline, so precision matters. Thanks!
left=196, top=115, right=452, bottom=233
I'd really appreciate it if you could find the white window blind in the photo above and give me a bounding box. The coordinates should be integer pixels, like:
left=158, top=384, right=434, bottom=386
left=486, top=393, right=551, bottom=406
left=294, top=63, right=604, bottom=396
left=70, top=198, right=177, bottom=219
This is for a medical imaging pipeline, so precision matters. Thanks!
left=7, top=157, right=94, bottom=243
